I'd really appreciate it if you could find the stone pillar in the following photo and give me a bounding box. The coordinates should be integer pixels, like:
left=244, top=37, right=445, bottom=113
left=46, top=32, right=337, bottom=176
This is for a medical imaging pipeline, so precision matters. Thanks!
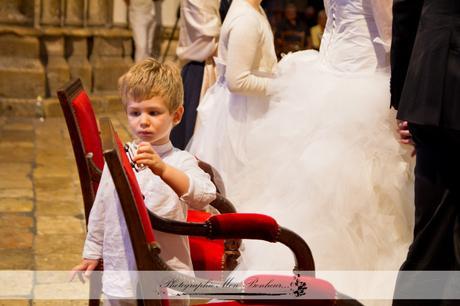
left=43, top=36, right=70, bottom=97
left=0, top=0, right=30, bottom=25
left=87, top=0, right=110, bottom=27
left=67, top=36, right=92, bottom=90
left=0, top=32, right=45, bottom=99
left=112, top=0, right=128, bottom=27
left=122, top=38, right=133, bottom=65
left=65, top=0, right=84, bottom=26
left=90, top=35, right=130, bottom=93
left=41, top=0, right=62, bottom=26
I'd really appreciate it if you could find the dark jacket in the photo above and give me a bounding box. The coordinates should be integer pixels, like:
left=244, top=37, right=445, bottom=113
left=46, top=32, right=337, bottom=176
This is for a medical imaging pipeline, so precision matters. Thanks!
left=391, top=0, right=460, bottom=130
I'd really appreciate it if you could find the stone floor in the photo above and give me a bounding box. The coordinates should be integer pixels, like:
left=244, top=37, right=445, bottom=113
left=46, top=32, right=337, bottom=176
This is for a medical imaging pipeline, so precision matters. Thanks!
left=0, top=113, right=138, bottom=306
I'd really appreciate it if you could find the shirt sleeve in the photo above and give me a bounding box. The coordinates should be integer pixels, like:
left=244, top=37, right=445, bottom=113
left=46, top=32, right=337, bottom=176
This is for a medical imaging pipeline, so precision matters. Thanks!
left=225, top=14, right=270, bottom=96
left=82, top=165, right=109, bottom=260
left=176, top=0, right=220, bottom=61
left=178, top=153, right=217, bottom=210
left=184, top=0, right=221, bottom=38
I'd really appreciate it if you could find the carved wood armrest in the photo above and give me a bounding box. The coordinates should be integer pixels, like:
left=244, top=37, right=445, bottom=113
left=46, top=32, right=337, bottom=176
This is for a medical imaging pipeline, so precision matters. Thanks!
left=209, top=193, right=237, bottom=214
left=148, top=211, right=314, bottom=274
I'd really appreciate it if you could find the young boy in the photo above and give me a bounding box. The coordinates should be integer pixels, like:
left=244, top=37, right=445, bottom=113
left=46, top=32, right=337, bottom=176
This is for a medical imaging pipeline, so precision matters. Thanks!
left=71, top=58, right=217, bottom=304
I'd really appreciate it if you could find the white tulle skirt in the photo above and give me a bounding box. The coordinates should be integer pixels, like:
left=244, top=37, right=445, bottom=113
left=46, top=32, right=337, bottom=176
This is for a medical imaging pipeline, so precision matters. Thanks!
left=190, top=50, right=415, bottom=303
left=188, top=73, right=270, bottom=189
left=230, top=51, right=414, bottom=303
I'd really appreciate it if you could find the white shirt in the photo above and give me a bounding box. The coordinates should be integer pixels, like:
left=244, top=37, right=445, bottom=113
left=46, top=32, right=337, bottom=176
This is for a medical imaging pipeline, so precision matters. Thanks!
left=176, top=0, right=221, bottom=62
left=83, top=141, right=216, bottom=298
left=218, top=0, right=277, bottom=96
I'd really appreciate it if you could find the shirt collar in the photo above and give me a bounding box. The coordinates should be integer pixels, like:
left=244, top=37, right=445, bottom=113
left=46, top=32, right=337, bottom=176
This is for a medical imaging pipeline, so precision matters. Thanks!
left=152, top=141, right=174, bottom=157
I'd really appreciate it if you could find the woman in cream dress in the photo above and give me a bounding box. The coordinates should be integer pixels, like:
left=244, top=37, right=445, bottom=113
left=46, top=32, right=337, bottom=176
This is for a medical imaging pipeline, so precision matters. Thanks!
left=188, top=0, right=277, bottom=192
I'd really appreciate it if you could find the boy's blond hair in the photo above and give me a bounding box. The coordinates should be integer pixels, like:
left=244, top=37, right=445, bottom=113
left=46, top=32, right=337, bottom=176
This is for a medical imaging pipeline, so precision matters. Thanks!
left=119, top=58, right=184, bottom=112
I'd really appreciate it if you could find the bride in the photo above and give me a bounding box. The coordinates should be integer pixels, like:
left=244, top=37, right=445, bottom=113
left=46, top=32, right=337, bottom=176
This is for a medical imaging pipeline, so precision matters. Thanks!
left=226, top=0, right=415, bottom=302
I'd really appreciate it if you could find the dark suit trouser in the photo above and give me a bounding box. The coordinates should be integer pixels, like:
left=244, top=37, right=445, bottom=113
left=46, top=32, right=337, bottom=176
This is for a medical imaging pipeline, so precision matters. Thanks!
left=393, top=124, right=460, bottom=306
left=170, top=61, right=205, bottom=150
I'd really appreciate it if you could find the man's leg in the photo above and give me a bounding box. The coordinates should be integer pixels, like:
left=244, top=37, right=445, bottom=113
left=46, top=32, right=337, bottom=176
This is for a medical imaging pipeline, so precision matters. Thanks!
left=393, top=124, right=458, bottom=305
left=151, top=0, right=163, bottom=59
left=129, top=0, right=154, bottom=62
left=170, top=61, right=205, bottom=149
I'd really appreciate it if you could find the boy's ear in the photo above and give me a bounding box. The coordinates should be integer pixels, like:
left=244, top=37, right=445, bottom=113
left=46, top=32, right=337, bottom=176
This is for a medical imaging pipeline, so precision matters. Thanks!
left=172, top=105, right=184, bottom=126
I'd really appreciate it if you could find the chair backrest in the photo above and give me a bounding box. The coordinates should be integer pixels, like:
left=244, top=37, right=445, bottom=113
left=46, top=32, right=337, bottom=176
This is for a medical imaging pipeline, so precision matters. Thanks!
left=100, top=117, right=169, bottom=306
left=197, top=160, right=226, bottom=196
left=57, top=79, right=104, bottom=225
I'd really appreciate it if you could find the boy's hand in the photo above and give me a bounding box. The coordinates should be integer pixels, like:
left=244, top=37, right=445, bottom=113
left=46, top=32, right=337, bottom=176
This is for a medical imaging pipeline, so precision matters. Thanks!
left=69, top=259, right=100, bottom=283
left=134, top=142, right=167, bottom=177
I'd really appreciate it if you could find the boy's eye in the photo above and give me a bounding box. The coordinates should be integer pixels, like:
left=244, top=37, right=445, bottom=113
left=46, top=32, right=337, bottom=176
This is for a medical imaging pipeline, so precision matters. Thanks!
left=129, top=111, right=140, bottom=116
left=149, top=111, right=159, bottom=116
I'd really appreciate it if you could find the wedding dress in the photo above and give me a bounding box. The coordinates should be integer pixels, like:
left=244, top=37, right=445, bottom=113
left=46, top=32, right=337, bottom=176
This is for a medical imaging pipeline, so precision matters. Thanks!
left=227, top=0, right=415, bottom=302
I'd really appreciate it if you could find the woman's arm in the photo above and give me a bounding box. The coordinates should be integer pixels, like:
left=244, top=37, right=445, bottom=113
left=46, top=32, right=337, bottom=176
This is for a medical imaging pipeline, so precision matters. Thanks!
left=225, top=14, right=271, bottom=96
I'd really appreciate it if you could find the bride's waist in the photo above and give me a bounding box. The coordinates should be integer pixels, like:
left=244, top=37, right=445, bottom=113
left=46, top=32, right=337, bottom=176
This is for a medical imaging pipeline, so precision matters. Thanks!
left=319, top=34, right=389, bottom=72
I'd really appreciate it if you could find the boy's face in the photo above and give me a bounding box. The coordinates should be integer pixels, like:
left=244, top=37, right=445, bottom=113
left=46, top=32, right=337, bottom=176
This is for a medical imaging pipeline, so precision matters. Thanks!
left=126, top=96, right=183, bottom=145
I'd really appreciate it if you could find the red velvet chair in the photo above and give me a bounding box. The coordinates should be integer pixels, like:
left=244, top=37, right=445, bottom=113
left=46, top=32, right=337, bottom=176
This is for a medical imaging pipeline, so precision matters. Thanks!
left=57, top=78, right=104, bottom=226
left=57, top=79, right=104, bottom=306
left=100, top=116, right=362, bottom=306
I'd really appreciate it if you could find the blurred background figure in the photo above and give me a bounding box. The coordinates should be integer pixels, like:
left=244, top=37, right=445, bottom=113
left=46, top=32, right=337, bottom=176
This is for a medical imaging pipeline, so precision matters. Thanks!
left=220, top=0, right=233, bottom=23
left=171, top=0, right=221, bottom=150
left=310, top=9, right=326, bottom=50
left=302, top=4, right=317, bottom=28
left=275, top=2, right=309, bottom=57
left=125, top=0, right=163, bottom=62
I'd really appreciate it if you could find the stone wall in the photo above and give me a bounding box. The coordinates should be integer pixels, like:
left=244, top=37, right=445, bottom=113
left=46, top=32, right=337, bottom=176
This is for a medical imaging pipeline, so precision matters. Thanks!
left=0, top=0, right=132, bottom=117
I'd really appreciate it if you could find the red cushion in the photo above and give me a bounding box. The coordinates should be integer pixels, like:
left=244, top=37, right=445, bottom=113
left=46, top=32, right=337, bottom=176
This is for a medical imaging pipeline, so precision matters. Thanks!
left=187, top=210, right=225, bottom=272
left=72, top=91, right=104, bottom=192
left=187, top=209, right=211, bottom=223
left=115, top=134, right=156, bottom=244
left=243, top=274, right=335, bottom=305
left=193, top=303, right=244, bottom=306
left=208, top=214, right=279, bottom=242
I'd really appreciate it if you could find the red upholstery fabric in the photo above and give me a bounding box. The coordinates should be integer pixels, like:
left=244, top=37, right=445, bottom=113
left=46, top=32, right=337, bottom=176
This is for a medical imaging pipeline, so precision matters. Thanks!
left=72, top=91, right=104, bottom=192
left=187, top=210, right=225, bottom=271
left=72, top=91, right=104, bottom=169
left=114, top=134, right=156, bottom=243
left=208, top=214, right=279, bottom=242
left=243, top=275, right=335, bottom=301
left=194, top=303, right=244, bottom=306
